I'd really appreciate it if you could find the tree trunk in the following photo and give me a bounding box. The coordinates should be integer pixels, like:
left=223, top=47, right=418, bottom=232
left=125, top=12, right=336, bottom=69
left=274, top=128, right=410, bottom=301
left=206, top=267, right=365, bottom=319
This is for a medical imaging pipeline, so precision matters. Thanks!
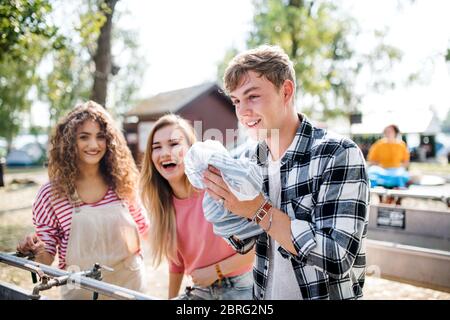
left=90, top=0, right=119, bottom=108
left=288, top=0, right=303, bottom=59
left=0, top=163, right=4, bottom=187
left=0, top=140, right=8, bottom=187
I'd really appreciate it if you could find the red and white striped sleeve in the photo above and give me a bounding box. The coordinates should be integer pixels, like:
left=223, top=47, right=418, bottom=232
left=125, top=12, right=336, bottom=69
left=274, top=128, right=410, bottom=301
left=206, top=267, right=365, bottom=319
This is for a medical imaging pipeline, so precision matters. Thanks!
left=32, top=183, right=60, bottom=257
left=128, top=199, right=150, bottom=236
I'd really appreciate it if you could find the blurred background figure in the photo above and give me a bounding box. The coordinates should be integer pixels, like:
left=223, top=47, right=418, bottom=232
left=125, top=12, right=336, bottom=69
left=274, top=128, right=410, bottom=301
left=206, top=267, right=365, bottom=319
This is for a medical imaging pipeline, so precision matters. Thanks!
left=367, top=124, right=410, bottom=188
left=368, top=124, right=410, bottom=169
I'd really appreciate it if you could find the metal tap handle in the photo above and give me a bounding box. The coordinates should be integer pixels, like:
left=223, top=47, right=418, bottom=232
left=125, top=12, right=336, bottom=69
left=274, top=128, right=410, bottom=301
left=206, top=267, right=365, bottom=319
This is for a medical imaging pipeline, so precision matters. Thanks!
left=12, top=252, right=38, bottom=283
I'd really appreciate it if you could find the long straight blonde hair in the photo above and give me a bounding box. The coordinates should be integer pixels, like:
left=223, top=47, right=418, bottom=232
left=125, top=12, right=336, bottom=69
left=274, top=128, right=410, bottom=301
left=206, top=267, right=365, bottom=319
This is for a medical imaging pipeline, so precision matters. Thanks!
left=139, top=114, right=197, bottom=267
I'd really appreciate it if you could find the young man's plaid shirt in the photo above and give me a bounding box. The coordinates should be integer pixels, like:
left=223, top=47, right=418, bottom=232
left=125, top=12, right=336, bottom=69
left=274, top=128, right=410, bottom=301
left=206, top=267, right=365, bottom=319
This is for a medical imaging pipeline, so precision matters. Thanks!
left=230, top=114, right=369, bottom=300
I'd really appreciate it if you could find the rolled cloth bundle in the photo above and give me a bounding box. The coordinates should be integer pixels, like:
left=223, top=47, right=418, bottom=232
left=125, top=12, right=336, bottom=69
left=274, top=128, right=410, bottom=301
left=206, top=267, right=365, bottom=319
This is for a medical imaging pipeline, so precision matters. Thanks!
left=184, top=140, right=264, bottom=241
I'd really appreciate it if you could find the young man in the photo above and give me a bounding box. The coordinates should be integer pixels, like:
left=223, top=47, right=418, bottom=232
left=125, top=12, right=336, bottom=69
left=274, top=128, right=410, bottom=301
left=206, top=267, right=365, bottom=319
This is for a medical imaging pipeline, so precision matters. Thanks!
left=203, top=45, right=369, bottom=300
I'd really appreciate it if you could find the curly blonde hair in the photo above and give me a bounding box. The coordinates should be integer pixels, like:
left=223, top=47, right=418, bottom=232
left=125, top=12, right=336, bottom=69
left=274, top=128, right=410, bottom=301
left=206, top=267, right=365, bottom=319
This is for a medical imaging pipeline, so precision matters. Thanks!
left=48, top=100, right=138, bottom=203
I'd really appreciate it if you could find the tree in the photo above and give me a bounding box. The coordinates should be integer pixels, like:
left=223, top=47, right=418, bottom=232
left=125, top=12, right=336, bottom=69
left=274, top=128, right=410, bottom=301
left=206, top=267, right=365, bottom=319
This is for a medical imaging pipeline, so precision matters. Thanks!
left=1, top=0, right=145, bottom=145
left=0, top=0, right=62, bottom=59
left=38, top=45, right=92, bottom=126
left=36, top=0, right=106, bottom=127
left=38, top=0, right=145, bottom=126
left=108, top=21, right=148, bottom=117
left=0, top=0, right=62, bottom=150
left=217, top=47, right=239, bottom=85
left=90, top=0, right=119, bottom=107
left=0, top=56, right=35, bottom=151
left=218, top=0, right=402, bottom=121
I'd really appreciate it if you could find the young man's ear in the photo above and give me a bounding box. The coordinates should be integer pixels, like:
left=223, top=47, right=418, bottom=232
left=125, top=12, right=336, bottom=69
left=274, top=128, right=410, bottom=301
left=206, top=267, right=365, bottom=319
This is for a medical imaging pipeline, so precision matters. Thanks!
left=282, top=79, right=295, bottom=105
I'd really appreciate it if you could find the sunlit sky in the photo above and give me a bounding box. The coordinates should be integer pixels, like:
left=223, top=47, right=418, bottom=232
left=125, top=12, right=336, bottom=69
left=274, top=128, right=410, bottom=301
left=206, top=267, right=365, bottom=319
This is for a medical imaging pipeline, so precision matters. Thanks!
left=31, top=0, right=450, bottom=127
left=119, top=0, right=253, bottom=96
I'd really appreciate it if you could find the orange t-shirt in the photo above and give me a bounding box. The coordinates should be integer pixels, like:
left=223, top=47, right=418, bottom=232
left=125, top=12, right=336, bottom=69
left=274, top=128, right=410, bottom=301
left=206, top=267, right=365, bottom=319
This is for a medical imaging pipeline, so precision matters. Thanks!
left=367, top=139, right=410, bottom=168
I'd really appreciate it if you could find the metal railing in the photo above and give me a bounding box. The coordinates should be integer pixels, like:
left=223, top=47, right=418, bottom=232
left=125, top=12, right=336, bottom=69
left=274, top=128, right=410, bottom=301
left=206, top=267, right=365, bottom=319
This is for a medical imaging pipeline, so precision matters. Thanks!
left=370, top=188, right=450, bottom=207
left=0, top=252, right=157, bottom=300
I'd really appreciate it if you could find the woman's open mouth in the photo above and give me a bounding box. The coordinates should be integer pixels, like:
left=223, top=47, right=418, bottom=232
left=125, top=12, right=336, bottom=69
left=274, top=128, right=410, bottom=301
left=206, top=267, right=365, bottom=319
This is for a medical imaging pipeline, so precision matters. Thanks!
left=161, top=160, right=178, bottom=171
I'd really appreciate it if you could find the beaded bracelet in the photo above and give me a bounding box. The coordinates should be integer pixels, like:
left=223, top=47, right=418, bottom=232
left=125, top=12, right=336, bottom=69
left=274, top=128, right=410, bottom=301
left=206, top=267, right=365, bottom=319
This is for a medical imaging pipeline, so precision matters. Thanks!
left=215, top=263, right=224, bottom=285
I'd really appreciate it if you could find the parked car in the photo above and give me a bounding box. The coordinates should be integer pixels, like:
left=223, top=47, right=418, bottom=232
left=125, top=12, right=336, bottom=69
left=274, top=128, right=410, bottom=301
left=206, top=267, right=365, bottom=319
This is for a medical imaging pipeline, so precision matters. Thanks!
left=6, top=142, right=46, bottom=167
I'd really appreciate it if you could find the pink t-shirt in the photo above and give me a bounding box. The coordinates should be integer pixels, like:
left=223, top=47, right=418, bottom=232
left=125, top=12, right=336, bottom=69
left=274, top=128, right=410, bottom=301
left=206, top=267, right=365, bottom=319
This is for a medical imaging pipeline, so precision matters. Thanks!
left=169, top=190, right=252, bottom=277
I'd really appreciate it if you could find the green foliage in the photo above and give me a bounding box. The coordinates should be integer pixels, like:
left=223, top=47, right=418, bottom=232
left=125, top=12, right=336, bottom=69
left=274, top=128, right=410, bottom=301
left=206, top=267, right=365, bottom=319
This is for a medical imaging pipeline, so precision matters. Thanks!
left=0, top=59, right=31, bottom=145
left=1, top=0, right=146, bottom=143
left=247, top=0, right=350, bottom=116
left=0, top=0, right=64, bottom=59
left=38, top=46, right=92, bottom=126
left=0, top=0, right=60, bottom=148
left=37, top=1, right=105, bottom=127
left=216, top=47, right=239, bottom=87
left=218, top=0, right=402, bottom=121
left=0, top=50, right=41, bottom=144
left=76, top=6, right=107, bottom=53
left=40, top=1, right=146, bottom=125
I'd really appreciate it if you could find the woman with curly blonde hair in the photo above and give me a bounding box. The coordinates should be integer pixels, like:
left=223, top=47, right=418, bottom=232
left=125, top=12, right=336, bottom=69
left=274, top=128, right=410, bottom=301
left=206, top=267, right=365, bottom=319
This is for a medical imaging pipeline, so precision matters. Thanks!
left=17, top=101, right=149, bottom=299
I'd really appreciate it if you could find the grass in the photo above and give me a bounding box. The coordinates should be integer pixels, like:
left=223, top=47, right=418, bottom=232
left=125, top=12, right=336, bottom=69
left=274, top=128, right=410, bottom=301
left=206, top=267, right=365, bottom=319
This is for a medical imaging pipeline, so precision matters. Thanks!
left=0, top=224, right=34, bottom=252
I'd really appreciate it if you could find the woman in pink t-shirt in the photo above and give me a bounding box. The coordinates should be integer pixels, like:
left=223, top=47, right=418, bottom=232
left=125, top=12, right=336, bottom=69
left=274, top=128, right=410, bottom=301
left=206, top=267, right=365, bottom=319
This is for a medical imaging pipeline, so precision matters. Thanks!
left=140, top=114, right=254, bottom=300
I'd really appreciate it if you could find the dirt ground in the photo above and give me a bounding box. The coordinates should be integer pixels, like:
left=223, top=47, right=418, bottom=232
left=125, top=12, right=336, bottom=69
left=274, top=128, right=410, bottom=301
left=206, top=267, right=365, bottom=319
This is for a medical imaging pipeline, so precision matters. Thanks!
left=0, top=168, right=449, bottom=300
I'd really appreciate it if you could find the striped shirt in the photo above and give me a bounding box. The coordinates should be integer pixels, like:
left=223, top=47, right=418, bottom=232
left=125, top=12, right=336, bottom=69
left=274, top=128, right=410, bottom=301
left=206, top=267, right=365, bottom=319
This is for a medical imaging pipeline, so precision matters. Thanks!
left=32, top=182, right=150, bottom=269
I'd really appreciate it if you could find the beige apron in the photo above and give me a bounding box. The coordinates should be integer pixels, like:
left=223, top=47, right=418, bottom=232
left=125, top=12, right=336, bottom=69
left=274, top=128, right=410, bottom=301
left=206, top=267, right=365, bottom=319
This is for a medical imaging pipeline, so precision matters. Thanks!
left=61, top=201, right=146, bottom=300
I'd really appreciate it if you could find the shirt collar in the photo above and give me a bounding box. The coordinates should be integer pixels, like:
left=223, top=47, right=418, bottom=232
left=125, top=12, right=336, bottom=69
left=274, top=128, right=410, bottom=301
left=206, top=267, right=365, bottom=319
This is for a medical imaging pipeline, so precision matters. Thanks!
left=255, top=113, right=314, bottom=166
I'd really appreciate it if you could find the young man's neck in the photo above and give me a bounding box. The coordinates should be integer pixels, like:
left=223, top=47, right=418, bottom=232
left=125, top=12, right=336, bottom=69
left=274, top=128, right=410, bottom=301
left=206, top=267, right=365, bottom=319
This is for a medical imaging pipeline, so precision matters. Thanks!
left=266, top=111, right=300, bottom=161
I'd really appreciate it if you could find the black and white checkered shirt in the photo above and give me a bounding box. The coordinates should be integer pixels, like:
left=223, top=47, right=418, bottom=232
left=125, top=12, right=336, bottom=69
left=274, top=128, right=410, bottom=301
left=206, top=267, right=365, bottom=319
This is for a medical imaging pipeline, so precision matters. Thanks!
left=230, top=114, right=369, bottom=300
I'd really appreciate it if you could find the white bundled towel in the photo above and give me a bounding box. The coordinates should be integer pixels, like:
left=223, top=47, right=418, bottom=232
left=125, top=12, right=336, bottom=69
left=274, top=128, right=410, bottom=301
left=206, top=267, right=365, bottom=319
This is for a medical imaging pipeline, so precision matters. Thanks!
left=184, top=140, right=264, bottom=240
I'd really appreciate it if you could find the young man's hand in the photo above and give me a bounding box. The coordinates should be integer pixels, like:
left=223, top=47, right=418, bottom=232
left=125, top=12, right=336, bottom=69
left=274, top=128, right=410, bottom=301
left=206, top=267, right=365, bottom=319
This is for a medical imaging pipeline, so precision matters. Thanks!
left=203, top=165, right=264, bottom=219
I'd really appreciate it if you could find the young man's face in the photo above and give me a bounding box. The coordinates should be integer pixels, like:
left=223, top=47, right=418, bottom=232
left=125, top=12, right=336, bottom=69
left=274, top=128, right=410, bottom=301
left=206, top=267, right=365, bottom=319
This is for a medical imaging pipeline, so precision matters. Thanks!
left=229, top=70, right=288, bottom=141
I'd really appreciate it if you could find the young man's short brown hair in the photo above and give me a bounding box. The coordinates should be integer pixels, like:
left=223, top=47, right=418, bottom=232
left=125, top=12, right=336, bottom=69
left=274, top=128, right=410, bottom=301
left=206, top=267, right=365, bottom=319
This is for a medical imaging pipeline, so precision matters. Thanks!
left=223, top=45, right=296, bottom=94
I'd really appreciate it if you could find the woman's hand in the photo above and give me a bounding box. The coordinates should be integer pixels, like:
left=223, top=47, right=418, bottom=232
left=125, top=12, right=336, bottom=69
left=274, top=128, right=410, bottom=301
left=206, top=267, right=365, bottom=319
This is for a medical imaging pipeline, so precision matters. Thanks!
left=17, top=234, right=46, bottom=256
left=190, top=265, right=218, bottom=288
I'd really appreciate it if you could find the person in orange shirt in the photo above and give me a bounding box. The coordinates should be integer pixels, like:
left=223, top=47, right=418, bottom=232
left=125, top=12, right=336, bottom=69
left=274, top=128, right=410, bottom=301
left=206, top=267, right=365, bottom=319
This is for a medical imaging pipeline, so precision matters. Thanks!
left=367, top=124, right=410, bottom=189
left=368, top=124, right=410, bottom=169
